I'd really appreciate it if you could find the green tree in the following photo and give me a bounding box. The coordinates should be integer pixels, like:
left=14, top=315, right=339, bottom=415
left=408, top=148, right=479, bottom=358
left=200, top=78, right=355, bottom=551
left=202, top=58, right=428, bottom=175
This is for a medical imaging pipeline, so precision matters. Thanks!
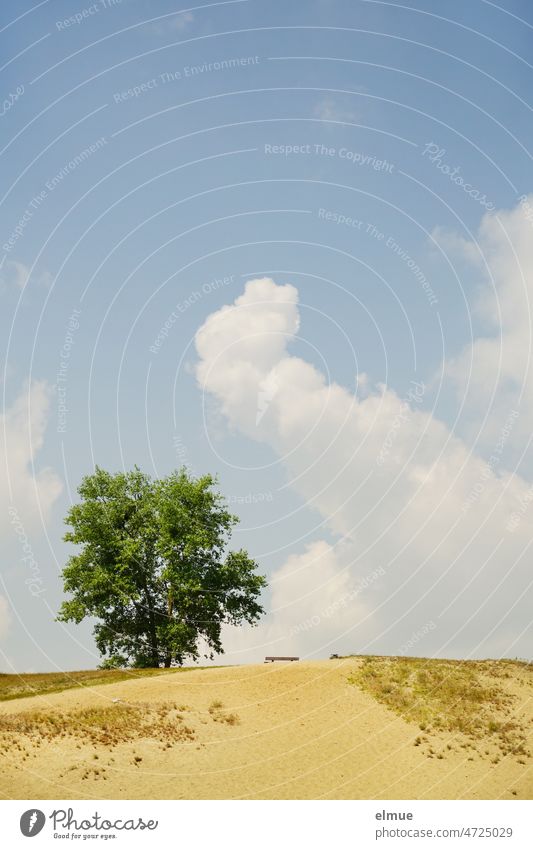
left=57, top=467, right=267, bottom=667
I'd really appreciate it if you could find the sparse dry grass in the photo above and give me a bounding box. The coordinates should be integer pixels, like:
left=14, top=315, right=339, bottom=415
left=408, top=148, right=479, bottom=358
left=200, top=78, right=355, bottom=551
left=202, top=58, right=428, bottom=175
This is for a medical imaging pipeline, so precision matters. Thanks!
left=0, top=702, right=195, bottom=747
left=351, top=656, right=531, bottom=762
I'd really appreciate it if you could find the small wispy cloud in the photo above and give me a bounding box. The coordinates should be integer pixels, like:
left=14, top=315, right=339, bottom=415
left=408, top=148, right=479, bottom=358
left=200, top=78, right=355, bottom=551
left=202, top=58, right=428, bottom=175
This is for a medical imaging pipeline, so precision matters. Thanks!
left=0, top=260, right=29, bottom=290
left=151, top=11, right=194, bottom=35
left=0, top=260, right=52, bottom=292
left=1, top=380, right=63, bottom=533
left=313, top=97, right=359, bottom=124
left=430, top=226, right=483, bottom=267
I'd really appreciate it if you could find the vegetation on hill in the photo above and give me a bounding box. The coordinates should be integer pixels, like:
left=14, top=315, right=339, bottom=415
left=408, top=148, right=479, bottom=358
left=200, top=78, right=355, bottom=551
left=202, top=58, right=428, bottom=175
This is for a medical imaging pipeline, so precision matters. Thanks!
left=0, top=667, right=197, bottom=702
left=351, top=656, right=532, bottom=763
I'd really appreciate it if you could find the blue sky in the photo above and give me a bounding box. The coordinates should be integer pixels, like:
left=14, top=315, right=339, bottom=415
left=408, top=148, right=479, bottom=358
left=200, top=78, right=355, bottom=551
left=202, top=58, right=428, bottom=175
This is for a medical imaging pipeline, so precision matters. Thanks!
left=1, top=0, right=532, bottom=671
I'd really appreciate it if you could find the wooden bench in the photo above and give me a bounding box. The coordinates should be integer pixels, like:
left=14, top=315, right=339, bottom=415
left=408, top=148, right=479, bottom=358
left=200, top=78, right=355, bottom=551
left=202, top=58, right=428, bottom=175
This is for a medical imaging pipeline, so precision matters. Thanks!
left=264, top=656, right=299, bottom=663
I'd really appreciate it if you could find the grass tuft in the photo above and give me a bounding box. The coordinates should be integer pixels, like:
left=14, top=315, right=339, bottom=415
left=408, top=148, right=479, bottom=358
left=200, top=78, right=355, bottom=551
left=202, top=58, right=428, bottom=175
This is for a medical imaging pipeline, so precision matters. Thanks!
left=208, top=700, right=240, bottom=725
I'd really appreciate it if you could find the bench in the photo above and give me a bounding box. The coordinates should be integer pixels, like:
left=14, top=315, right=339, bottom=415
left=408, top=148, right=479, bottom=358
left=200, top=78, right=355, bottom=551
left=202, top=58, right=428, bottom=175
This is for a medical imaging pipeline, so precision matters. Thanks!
left=264, top=656, right=299, bottom=663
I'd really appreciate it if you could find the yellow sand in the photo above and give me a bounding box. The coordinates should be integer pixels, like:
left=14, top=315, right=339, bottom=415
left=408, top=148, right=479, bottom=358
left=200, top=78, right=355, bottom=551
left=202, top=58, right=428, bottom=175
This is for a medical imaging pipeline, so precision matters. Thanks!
left=1, top=659, right=531, bottom=800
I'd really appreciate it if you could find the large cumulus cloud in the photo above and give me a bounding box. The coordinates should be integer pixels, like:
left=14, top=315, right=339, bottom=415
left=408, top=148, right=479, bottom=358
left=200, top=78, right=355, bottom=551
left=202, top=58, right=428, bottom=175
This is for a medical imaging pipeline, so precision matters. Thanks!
left=195, top=274, right=533, bottom=660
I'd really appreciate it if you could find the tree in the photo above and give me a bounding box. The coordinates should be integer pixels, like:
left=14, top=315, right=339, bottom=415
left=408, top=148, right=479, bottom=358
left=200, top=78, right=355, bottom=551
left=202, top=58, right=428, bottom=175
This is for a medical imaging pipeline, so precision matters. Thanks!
left=57, top=467, right=267, bottom=667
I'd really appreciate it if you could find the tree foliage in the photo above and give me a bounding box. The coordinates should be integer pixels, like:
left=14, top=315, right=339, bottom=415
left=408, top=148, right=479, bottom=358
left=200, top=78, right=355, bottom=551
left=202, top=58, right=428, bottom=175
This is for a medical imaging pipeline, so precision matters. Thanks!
left=57, top=467, right=267, bottom=667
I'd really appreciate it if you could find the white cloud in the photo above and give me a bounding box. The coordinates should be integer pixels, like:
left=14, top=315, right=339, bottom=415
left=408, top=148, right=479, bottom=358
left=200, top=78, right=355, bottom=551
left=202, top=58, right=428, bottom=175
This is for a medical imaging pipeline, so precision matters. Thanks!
left=0, top=260, right=52, bottom=292
left=441, top=194, right=533, bottom=458
left=0, top=595, right=11, bottom=640
left=0, top=260, right=29, bottom=291
left=430, top=226, right=484, bottom=268
left=1, top=381, right=62, bottom=532
left=196, top=276, right=533, bottom=659
left=221, top=540, right=373, bottom=661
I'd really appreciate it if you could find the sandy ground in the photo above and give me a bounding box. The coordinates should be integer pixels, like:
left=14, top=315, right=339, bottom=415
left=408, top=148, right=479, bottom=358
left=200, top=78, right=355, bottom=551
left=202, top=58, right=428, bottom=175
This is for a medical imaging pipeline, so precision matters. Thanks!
left=1, top=659, right=532, bottom=800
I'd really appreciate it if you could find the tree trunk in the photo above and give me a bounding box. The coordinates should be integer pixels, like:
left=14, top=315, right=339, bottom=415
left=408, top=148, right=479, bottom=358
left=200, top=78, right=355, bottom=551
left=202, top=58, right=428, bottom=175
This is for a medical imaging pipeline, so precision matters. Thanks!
left=147, top=602, right=159, bottom=666
left=140, top=577, right=159, bottom=667
left=164, top=590, right=174, bottom=668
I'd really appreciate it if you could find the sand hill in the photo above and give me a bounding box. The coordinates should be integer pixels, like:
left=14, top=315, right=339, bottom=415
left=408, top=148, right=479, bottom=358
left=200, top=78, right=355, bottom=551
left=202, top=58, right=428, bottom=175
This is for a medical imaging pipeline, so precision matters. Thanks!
left=1, top=658, right=531, bottom=800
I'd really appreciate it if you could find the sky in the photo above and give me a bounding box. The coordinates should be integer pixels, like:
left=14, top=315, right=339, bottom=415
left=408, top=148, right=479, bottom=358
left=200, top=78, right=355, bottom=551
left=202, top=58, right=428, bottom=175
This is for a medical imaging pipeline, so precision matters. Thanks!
left=1, top=0, right=532, bottom=672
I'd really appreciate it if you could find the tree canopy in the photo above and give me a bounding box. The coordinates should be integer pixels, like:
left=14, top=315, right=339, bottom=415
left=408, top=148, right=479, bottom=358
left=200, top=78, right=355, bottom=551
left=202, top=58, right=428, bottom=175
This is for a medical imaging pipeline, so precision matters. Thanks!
left=57, top=467, right=267, bottom=667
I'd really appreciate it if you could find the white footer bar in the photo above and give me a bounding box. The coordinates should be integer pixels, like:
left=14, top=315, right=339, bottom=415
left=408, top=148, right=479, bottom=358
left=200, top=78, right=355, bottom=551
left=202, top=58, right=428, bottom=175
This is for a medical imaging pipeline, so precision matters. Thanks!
left=2, top=799, right=531, bottom=848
